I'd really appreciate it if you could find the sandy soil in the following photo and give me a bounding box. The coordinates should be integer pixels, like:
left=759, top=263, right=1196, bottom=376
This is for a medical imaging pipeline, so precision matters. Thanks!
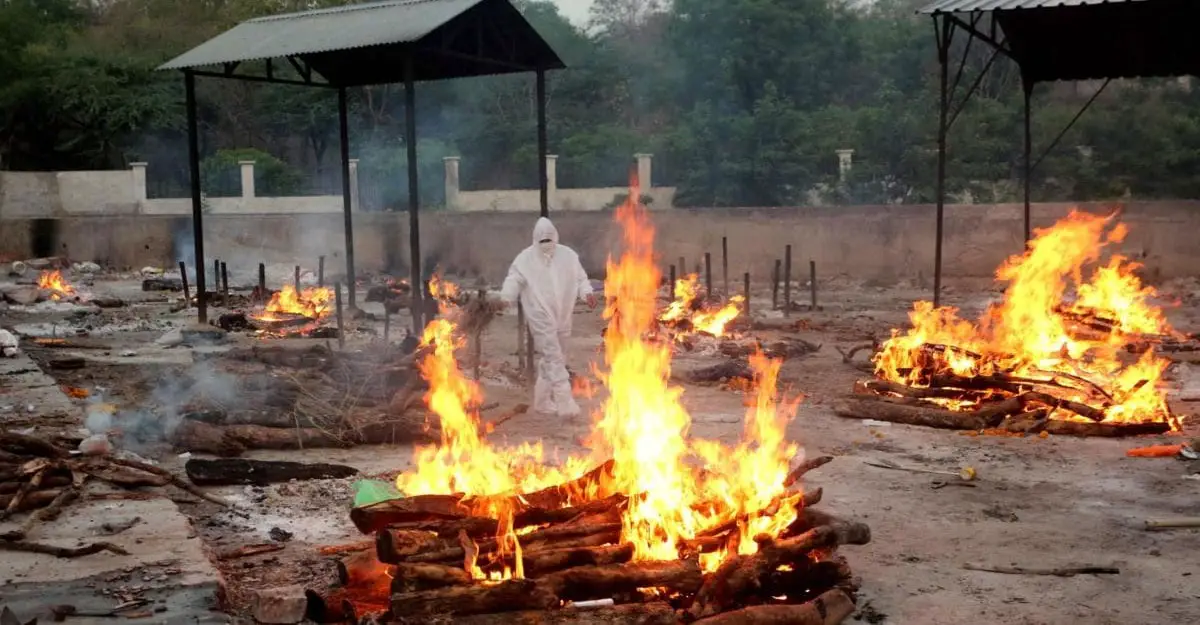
left=3, top=274, right=1198, bottom=624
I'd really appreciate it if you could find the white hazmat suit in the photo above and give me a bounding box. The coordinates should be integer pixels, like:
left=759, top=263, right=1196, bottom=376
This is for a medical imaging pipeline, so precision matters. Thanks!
left=500, top=217, right=593, bottom=417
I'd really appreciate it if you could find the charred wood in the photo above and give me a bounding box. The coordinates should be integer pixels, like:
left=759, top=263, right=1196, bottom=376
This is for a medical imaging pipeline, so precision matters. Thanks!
left=184, top=458, right=358, bottom=486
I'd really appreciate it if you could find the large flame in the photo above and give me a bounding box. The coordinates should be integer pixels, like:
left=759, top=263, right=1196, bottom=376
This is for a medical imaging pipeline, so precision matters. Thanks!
left=37, top=270, right=76, bottom=300
left=874, top=210, right=1177, bottom=426
left=658, top=274, right=745, bottom=340
left=258, top=284, right=333, bottom=320
left=390, top=172, right=804, bottom=579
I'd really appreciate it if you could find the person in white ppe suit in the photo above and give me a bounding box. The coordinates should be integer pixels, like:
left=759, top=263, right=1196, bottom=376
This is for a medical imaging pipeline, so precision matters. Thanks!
left=500, top=217, right=596, bottom=417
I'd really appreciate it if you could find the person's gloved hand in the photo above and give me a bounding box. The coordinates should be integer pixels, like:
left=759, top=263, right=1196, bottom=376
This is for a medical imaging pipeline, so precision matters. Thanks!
left=585, top=294, right=598, bottom=310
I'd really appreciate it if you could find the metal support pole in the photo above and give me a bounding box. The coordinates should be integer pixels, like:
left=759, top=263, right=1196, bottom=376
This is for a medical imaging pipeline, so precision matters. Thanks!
left=809, top=260, right=818, bottom=310
left=721, top=236, right=728, bottom=298
left=536, top=68, right=549, bottom=218
left=318, top=255, right=325, bottom=288
left=184, top=71, right=207, bottom=324
left=679, top=257, right=686, bottom=279
left=743, top=272, right=750, bottom=317
left=1023, top=80, right=1033, bottom=245
left=257, top=263, right=266, bottom=302
left=220, top=261, right=228, bottom=301
left=783, top=245, right=792, bottom=317
left=213, top=259, right=220, bottom=293
left=178, top=261, right=191, bottom=308
left=338, top=87, right=357, bottom=309
left=772, top=259, right=781, bottom=310
left=933, top=16, right=951, bottom=309
left=704, top=252, right=713, bottom=300
left=405, top=59, right=423, bottom=332
left=294, top=265, right=300, bottom=293
left=669, top=265, right=676, bottom=299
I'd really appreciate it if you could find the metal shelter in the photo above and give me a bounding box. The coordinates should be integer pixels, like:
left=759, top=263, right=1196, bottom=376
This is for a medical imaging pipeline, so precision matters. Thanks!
left=918, top=0, right=1200, bottom=306
left=159, top=0, right=565, bottom=329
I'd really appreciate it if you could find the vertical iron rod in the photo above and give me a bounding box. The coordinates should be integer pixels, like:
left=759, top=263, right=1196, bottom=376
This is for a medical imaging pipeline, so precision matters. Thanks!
left=337, top=87, right=357, bottom=309
left=721, top=236, right=728, bottom=298
left=743, top=271, right=750, bottom=318
left=704, top=252, right=713, bottom=300
left=772, top=259, right=781, bottom=310
left=669, top=265, right=676, bottom=299
left=405, top=58, right=423, bottom=332
left=318, top=255, right=325, bottom=287
left=257, top=263, right=266, bottom=302
left=334, top=281, right=345, bottom=350
left=220, top=261, right=228, bottom=301
left=213, top=259, right=220, bottom=295
left=809, top=260, right=818, bottom=310
left=933, top=17, right=951, bottom=309
left=184, top=71, right=207, bottom=324
left=178, top=261, right=191, bottom=308
left=294, top=265, right=300, bottom=293
left=783, top=245, right=792, bottom=317
left=536, top=68, right=549, bottom=218
left=1023, top=80, right=1033, bottom=245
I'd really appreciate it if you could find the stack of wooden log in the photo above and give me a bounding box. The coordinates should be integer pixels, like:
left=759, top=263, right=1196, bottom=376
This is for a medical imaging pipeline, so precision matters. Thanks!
left=836, top=343, right=1175, bottom=437
left=0, top=429, right=228, bottom=557
left=307, top=457, right=870, bottom=624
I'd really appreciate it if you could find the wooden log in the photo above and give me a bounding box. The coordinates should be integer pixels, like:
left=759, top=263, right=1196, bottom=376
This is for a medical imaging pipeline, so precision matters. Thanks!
left=1019, top=391, right=1107, bottom=422
left=142, top=277, right=183, bottom=292
left=784, top=456, right=833, bottom=488
left=337, top=548, right=389, bottom=586
left=0, top=489, right=62, bottom=512
left=400, top=522, right=623, bottom=564
left=522, top=543, right=634, bottom=577
left=79, top=462, right=170, bottom=488
left=390, top=579, right=558, bottom=616
left=1041, top=420, right=1170, bottom=438
left=443, top=602, right=680, bottom=625
left=686, top=360, right=753, bottom=384
left=390, top=562, right=474, bottom=592
left=0, top=475, right=70, bottom=495
left=184, top=458, right=358, bottom=486
left=170, top=420, right=346, bottom=456
left=693, top=489, right=823, bottom=544
left=0, top=431, right=69, bottom=458
left=832, top=395, right=1002, bottom=430
left=352, top=494, right=470, bottom=534
left=376, top=529, right=456, bottom=564
left=541, top=558, right=705, bottom=602
left=471, top=459, right=616, bottom=513
left=691, top=589, right=854, bottom=625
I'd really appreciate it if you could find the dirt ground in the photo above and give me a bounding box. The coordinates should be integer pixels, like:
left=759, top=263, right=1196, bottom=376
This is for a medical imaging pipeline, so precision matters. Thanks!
left=3, top=273, right=1199, bottom=625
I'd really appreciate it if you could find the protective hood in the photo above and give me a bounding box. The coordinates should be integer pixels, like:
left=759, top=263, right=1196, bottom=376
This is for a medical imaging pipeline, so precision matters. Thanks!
left=532, top=217, right=559, bottom=247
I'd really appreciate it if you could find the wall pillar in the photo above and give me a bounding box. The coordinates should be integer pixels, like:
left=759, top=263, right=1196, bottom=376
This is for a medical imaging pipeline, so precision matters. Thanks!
left=635, top=153, right=653, bottom=188
left=545, top=154, right=558, bottom=207
left=349, top=158, right=360, bottom=211
left=130, top=162, right=148, bottom=207
left=443, top=156, right=460, bottom=209
left=836, top=149, right=854, bottom=183
left=238, top=160, right=256, bottom=198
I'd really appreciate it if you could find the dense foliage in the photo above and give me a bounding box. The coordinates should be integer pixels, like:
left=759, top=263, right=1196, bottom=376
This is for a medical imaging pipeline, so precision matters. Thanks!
left=2, top=0, right=1199, bottom=208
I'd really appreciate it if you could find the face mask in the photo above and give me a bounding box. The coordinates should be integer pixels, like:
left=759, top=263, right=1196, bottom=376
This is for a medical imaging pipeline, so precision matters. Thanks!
left=539, top=241, right=555, bottom=258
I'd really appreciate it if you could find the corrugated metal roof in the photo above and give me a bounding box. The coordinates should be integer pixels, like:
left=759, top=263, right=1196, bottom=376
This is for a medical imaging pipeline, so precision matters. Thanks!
left=919, top=0, right=1149, bottom=14
left=159, top=0, right=483, bottom=70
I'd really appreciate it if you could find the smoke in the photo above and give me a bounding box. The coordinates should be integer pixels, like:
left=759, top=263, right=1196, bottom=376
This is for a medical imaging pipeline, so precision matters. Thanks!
left=85, top=360, right=241, bottom=451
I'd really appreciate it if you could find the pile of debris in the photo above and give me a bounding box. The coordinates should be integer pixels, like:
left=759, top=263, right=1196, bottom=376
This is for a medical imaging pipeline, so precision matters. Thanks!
left=307, top=457, right=866, bottom=624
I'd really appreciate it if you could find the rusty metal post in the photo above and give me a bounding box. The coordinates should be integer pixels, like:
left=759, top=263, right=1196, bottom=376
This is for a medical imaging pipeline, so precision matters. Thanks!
left=678, top=256, right=686, bottom=279
left=257, top=263, right=266, bottom=302
left=772, top=259, right=780, bottom=310
left=743, top=271, right=750, bottom=318
left=783, top=245, right=793, bottom=317
left=722, top=236, right=729, bottom=298
left=669, top=264, right=676, bottom=299
left=318, top=255, right=325, bottom=288
left=334, top=281, right=345, bottom=350
left=704, top=252, right=713, bottom=300
left=220, top=261, right=228, bottom=301
left=213, top=259, right=220, bottom=295
left=294, top=265, right=300, bottom=293
left=178, top=261, right=191, bottom=308
left=809, top=260, right=818, bottom=310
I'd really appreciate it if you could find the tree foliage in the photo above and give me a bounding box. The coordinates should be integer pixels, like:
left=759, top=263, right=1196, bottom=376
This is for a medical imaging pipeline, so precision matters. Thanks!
left=2, top=0, right=1198, bottom=207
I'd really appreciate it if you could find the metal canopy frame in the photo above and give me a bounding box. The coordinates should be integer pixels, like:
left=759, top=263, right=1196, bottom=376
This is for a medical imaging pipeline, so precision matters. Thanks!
left=920, top=0, right=1200, bottom=307
left=159, top=0, right=564, bottom=330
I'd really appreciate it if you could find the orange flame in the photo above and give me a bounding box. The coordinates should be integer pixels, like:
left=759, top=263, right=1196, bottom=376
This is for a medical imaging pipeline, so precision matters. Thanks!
left=389, top=172, right=805, bottom=578
left=659, top=275, right=745, bottom=340
left=874, top=210, right=1176, bottom=427
left=259, top=284, right=333, bottom=320
left=37, top=270, right=76, bottom=300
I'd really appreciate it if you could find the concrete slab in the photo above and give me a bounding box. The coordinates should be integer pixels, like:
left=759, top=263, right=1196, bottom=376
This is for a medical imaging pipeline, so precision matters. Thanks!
left=0, top=351, right=77, bottom=426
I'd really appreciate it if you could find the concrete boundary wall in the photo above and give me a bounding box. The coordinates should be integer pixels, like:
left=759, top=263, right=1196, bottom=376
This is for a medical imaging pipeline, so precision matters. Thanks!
left=2, top=201, right=1199, bottom=285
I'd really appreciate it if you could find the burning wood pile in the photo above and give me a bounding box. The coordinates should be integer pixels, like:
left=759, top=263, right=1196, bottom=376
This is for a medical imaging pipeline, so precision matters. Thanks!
left=839, top=211, right=1185, bottom=437
left=657, top=275, right=744, bottom=344
left=247, top=284, right=336, bottom=337
left=1, top=270, right=84, bottom=305
left=308, top=180, right=869, bottom=624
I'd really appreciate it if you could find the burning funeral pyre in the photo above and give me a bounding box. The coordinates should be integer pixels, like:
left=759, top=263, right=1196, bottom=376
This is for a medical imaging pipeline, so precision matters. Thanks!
left=839, top=210, right=1186, bottom=437
left=314, top=179, right=869, bottom=624
left=250, top=285, right=335, bottom=337
left=657, top=275, right=744, bottom=342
